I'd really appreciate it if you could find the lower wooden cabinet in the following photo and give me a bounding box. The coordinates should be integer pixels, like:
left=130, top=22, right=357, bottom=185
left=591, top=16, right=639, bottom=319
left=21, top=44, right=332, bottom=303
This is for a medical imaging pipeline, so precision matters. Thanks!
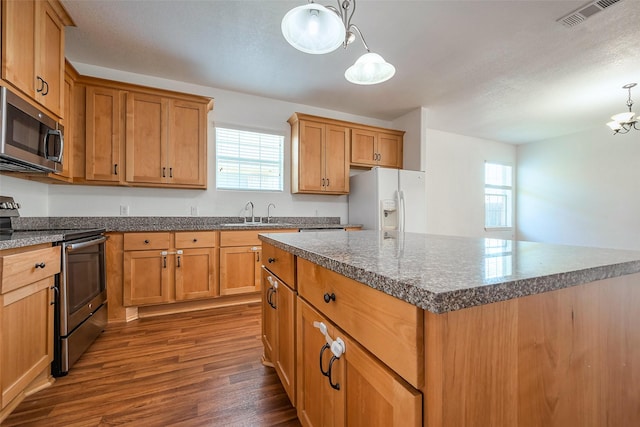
left=296, top=299, right=421, bottom=427
left=219, top=229, right=298, bottom=296
left=123, top=232, right=218, bottom=306
left=0, top=245, right=59, bottom=421
left=219, top=246, right=261, bottom=295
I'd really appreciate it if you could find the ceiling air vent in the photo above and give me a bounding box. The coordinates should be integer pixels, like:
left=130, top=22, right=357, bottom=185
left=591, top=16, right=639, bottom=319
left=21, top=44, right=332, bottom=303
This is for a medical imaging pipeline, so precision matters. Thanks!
left=557, top=0, right=622, bottom=27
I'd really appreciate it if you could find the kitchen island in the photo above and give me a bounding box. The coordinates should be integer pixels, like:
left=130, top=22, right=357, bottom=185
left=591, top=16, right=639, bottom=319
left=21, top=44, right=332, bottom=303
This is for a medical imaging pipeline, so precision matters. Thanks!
left=259, top=230, right=640, bottom=427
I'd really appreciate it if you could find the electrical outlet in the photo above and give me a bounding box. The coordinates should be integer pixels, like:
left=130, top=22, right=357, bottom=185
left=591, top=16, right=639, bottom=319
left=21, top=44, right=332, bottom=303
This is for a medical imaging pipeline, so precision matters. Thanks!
left=191, top=206, right=198, bottom=216
left=120, top=205, right=129, bottom=216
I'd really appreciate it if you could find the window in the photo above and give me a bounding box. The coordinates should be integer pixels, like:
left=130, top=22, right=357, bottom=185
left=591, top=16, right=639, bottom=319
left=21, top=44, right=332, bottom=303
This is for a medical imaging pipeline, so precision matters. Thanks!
left=215, top=127, right=284, bottom=191
left=484, top=162, right=513, bottom=229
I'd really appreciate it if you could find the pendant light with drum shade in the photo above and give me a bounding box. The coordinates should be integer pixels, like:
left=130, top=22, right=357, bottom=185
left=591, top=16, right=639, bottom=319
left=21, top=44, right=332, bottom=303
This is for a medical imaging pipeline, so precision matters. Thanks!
left=281, top=0, right=395, bottom=85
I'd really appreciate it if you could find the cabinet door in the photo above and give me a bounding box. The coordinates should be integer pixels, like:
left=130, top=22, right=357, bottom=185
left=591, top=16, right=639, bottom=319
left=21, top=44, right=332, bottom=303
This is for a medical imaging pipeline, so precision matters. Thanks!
left=297, top=120, right=324, bottom=192
left=324, top=125, right=349, bottom=194
left=57, top=70, right=74, bottom=179
left=377, top=132, right=402, bottom=169
left=261, top=268, right=277, bottom=365
left=123, top=250, right=171, bottom=306
left=175, top=248, right=217, bottom=301
left=125, top=92, right=168, bottom=184
left=350, top=129, right=377, bottom=166
left=1, top=0, right=37, bottom=99
left=275, top=280, right=296, bottom=406
left=35, top=0, right=64, bottom=117
left=343, top=334, right=422, bottom=427
left=1, top=278, right=54, bottom=409
left=167, top=100, right=206, bottom=186
left=219, top=246, right=261, bottom=296
left=297, top=300, right=344, bottom=427
left=85, top=86, right=123, bottom=182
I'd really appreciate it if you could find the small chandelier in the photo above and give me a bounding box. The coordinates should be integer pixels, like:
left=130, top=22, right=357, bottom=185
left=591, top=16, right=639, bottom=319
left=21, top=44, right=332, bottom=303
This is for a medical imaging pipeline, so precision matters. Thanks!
left=606, top=83, right=639, bottom=134
left=281, top=0, right=395, bottom=85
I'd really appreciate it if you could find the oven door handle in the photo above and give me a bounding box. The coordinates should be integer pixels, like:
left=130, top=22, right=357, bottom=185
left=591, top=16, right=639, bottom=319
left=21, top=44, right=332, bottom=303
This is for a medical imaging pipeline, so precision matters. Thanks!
left=66, top=236, right=107, bottom=252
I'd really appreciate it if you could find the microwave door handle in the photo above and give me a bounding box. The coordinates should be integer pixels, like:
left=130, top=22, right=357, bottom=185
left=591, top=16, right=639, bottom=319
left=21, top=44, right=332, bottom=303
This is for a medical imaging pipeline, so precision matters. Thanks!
left=44, top=129, right=64, bottom=163
left=66, top=236, right=106, bottom=252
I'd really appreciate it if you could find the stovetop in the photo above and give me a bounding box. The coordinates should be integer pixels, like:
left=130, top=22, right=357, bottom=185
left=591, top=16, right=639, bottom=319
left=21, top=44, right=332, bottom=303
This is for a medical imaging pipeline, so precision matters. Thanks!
left=0, top=228, right=106, bottom=241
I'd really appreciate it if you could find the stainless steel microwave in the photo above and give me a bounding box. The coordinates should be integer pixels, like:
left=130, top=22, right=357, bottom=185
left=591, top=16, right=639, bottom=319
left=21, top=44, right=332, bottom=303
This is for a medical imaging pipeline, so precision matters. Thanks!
left=0, top=86, right=64, bottom=173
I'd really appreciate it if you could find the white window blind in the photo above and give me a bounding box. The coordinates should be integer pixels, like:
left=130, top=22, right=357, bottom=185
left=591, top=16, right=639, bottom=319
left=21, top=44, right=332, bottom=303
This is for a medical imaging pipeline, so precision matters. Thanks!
left=215, top=127, right=284, bottom=191
left=484, top=162, right=513, bottom=229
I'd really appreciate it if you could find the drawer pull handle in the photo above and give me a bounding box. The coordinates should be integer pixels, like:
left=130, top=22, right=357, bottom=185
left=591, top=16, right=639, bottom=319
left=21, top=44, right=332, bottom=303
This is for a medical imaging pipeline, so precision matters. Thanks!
left=35, top=262, right=46, bottom=269
left=144, top=240, right=150, bottom=244
left=268, top=257, right=276, bottom=263
left=323, top=292, right=336, bottom=303
left=193, top=238, right=198, bottom=242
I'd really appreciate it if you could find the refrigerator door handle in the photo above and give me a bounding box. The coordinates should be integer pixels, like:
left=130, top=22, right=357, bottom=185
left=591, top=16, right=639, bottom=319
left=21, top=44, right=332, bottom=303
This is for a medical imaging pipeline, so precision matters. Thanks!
left=399, top=190, right=406, bottom=232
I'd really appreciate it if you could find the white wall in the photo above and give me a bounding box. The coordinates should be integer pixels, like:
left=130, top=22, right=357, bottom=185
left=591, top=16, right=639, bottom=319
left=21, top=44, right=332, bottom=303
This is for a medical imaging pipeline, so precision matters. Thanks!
left=517, top=126, right=640, bottom=250
left=392, top=107, right=427, bottom=171
left=4, top=63, right=396, bottom=220
left=0, top=175, right=49, bottom=216
left=424, top=128, right=516, bottom=239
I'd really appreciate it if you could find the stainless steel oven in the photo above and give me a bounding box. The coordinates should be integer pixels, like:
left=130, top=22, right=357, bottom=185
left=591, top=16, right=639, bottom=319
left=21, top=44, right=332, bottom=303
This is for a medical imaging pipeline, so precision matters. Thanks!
left=53, top=230, right=107, bottom=377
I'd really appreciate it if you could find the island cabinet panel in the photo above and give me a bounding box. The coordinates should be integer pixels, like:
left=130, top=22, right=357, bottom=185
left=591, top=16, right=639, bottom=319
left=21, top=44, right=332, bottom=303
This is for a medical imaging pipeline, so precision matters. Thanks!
left=423, top=273, right=640, bottom=427
left=297, top=258, right=424, bottom=389
left=262, top=243, right=295, bottom=287
left=261, top=265, right=296, bottom=405
left=297, top=299, right=421, bottom=427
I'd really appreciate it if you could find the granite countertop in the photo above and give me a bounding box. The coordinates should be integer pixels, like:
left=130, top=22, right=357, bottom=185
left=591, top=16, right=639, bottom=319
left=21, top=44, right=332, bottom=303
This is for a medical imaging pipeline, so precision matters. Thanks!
left=0, top=216, right=358, bottom=250
left=259, top=230, right=640, bottom=314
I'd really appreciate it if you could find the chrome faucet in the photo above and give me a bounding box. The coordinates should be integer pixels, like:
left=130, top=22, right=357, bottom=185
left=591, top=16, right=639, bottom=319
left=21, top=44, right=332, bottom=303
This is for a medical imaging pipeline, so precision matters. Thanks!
left=244, top=201, right=255, bottom=223
left=267, top=203, right=276, bottom=223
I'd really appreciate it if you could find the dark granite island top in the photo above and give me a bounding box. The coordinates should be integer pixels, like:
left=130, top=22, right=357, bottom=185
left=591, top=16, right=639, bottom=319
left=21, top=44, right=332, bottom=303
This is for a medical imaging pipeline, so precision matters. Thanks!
left=259, top=230, right=640, bottom=314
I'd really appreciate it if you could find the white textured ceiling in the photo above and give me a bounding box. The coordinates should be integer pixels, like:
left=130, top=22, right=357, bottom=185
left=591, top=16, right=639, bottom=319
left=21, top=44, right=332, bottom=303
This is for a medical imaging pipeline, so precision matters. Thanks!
left=60, top=0, right=640, bottom=144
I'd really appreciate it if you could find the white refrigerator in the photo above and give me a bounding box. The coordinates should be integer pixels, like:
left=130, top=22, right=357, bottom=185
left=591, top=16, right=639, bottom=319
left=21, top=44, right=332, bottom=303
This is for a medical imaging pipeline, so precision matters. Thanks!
left=348, top=167, right=427, bottom=233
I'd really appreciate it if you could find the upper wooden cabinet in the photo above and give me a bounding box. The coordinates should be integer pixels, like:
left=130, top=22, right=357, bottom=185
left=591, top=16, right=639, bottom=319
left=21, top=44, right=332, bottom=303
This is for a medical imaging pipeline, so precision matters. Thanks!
left=1, top=0, right=74, bottom=119
left=289, top=114, right=350, bottom=195
left=351, top=128, right=403, bottom=169
left=74, top=76, right=212, bottom=188
left=85, top=85, right=124, bottom=183
left=126, top=94, right=207, bottom=187
left=288, top=113, right=405, bottom=195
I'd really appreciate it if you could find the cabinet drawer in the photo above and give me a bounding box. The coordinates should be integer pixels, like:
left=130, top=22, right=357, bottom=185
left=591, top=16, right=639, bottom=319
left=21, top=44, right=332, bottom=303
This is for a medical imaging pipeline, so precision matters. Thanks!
left=220, top=229, right=298, bottom=247
left=0, top=246, right=61, bottom=294
left=220, top=230, right=261, bottom=247
left=297, top=258, right=423, bottom=389
left=175, top=231, right=218, bottom=248
left=124, top=232, right=171, bottom=250
left=262, top=243, right=295, bottom=288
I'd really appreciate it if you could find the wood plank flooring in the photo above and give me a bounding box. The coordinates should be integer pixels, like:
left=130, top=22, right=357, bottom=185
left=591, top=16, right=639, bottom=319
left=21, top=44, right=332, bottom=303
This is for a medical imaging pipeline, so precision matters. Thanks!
left=4, top=303, right=301, bottom=427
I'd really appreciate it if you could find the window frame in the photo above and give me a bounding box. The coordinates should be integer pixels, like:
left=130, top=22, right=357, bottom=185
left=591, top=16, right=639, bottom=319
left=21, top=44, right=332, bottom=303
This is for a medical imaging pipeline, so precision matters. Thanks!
left=484, top=161, right=514, bottom=232
left=214, top=125, right=285, bottom=192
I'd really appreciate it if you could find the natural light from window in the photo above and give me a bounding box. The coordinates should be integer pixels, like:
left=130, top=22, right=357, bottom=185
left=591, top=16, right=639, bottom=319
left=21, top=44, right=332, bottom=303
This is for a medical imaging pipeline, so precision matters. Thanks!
left=484, top=162, right=513, bottom=229
left=216, top=127, right=284, bottom=191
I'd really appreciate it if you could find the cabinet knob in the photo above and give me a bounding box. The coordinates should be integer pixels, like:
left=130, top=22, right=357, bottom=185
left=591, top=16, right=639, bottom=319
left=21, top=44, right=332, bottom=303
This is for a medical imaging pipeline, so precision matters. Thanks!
left=34, top=262, right=46, bottom=269
left=193, top=238, right=198, bottom=242
left=268, top=257, right=276, bottom=263
left=323, top=292, right=336, bottom=303
left=144, top=239, right=150, bottom=244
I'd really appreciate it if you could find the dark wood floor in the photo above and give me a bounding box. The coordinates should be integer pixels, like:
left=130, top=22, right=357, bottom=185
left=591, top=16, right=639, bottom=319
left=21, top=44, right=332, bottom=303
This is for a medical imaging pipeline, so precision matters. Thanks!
left=4, top=303, right=301, bottom=427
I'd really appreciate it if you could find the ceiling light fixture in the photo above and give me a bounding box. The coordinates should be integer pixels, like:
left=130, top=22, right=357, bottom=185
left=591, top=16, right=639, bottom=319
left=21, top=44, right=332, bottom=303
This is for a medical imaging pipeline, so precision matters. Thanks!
left=606, top=83, right=639, bottom=134
left=281, top=0, right=395, bottom=85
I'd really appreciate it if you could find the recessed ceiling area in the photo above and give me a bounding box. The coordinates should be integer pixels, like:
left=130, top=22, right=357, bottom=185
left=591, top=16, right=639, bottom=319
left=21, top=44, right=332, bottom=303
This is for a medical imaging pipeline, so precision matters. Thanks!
left=60, top=0, right=640, bottom=144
